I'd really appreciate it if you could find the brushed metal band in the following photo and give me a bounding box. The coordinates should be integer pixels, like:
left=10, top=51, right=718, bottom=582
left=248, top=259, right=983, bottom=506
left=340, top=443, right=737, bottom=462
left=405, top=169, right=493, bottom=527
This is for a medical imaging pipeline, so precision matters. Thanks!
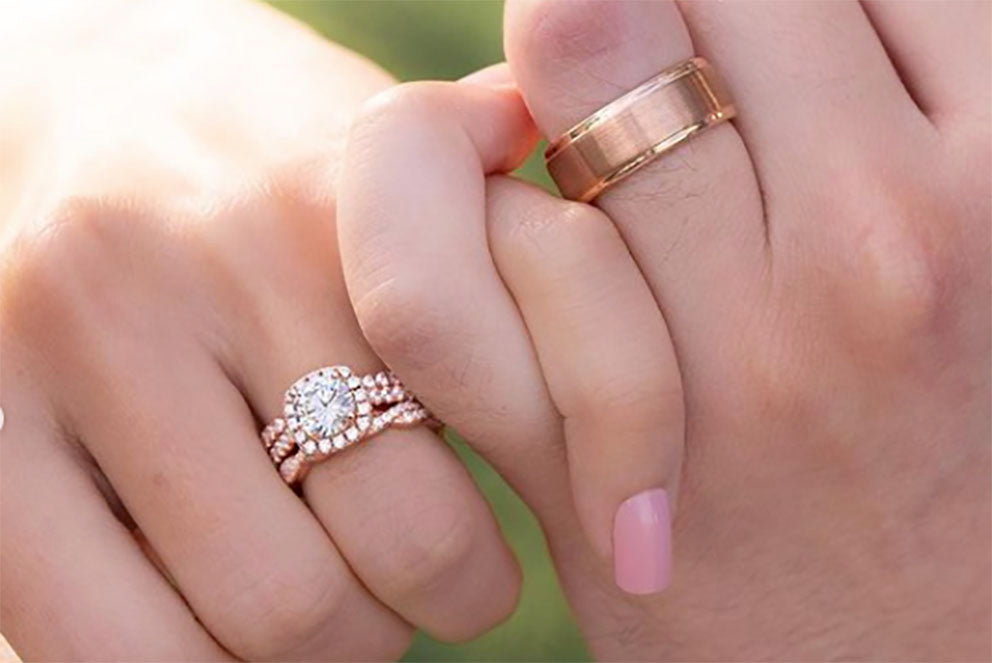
left=545, top=57, right=736, bottom=203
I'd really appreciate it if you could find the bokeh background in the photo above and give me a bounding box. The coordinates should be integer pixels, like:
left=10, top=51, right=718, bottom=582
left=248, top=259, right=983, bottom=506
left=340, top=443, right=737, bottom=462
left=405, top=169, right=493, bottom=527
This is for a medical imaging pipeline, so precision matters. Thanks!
left=267, top=2, right=587, bottom=661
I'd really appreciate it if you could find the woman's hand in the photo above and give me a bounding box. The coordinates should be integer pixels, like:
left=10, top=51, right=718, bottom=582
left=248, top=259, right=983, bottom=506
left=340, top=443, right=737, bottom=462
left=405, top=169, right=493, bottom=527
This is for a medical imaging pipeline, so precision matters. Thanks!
left=338, top=67, right=685, bottom=595
left=0, top=2, right=525, bottom=660
left=340, top=0, right=990, bottom=660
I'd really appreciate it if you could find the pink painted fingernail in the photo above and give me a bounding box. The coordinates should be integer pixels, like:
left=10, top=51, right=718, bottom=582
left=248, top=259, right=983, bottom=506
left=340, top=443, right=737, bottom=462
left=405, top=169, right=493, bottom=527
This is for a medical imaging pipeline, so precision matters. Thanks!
left=613, top=488, right=672, bottom=594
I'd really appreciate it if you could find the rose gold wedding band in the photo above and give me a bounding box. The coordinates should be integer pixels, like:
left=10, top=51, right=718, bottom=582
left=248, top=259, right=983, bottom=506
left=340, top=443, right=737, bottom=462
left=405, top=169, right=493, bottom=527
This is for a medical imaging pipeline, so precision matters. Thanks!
left=260, top=365, right=433, bottom=485
left=545, top=57, right=735, bottom=203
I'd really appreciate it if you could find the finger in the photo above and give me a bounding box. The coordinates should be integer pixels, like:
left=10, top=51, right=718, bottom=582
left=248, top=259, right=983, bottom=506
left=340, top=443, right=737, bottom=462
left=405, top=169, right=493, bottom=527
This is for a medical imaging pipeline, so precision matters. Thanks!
left=861, top=0, right=992, bottom=127
left=338, top=80, right=573, bottom=517
left=504, top=0, right=767, bottom=339
left=459, top=62, right=514, bottom=86
left=218, top=189, right=521, bottom=642
left=676, top=0, right=933, bottom=186
left=337, top=72, right=616, bottom=632
left=64, top=341, right=411, bottom=661
left=304, top=429, right=521, bottom=642
left=486, top=175, right=683, bottom=594
left=0, top=388, right=229, bottom=661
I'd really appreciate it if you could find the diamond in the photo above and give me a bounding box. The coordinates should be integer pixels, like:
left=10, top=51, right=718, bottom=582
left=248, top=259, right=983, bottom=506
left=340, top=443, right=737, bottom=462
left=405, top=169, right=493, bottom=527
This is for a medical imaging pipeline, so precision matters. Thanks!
left=288, top=373, right=356, bottom=440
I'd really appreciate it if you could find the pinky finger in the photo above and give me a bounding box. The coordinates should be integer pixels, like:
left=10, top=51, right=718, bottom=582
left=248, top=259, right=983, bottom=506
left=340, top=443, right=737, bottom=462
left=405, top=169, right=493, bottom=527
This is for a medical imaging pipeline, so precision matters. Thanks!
left=0, top=406, right=230, bottom=661
left=486, top=175, right=684, bottom=595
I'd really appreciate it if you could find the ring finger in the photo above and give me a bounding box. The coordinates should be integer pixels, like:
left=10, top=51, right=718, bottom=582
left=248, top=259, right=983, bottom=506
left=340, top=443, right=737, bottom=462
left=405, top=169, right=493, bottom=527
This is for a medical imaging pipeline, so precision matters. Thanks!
left=214, top=190, right=521, bottom=644
left=504, top=0, right=767, bottom=336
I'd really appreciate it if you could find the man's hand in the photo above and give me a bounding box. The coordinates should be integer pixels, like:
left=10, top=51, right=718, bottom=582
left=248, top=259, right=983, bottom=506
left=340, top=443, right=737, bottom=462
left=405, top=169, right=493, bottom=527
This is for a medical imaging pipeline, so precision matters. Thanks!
left=501, top=0, right=990, bottom=659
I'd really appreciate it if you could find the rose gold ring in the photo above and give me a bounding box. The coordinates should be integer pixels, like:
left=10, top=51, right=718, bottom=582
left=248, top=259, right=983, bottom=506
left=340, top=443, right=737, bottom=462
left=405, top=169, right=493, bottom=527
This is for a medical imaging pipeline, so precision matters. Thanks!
left=545, top=57, right=735, bottom=203
left=261, top=365, right=432, bottom=485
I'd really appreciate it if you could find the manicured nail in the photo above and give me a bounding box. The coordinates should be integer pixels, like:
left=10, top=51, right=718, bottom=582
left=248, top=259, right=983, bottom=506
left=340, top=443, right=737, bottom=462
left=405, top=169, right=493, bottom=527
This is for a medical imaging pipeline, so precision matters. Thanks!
left=613, top=488, right=672, bottom=594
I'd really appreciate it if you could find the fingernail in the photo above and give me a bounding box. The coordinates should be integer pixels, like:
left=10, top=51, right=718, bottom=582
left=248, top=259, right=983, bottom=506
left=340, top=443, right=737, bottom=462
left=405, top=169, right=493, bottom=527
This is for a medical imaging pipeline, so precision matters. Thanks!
left=613, top=488, right=672, bottom=594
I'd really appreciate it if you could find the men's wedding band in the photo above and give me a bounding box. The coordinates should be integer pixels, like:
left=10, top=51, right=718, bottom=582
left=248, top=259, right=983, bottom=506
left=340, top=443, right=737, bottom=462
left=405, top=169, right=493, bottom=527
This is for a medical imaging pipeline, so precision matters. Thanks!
left=545, top=57, right=735, bottom=203
left=261, top=365, right=432, bottom=485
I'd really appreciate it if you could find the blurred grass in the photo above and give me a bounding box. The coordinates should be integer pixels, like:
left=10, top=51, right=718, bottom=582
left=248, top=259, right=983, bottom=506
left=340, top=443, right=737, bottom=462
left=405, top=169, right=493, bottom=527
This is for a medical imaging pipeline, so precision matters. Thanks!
left=268, top=2, right=585, bottom=661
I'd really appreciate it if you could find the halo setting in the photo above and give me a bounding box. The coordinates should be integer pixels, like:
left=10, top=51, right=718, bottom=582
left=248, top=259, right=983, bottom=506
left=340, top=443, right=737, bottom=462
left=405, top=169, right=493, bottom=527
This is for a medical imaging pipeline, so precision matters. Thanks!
left=283, top=366, right=370, bottom=458
left=261, top=365, right=433, bottom=485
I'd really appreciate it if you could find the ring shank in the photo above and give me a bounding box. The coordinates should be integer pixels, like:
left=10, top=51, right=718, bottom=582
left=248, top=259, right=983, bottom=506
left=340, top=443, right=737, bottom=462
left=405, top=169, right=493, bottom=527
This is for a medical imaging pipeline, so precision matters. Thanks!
left=545, top=57, right=735, bottom=203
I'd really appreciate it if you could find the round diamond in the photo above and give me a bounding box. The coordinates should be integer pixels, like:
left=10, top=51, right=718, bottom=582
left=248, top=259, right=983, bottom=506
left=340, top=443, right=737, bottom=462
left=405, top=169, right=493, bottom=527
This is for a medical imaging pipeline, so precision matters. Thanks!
left=291, top=375, right=356, bottom=440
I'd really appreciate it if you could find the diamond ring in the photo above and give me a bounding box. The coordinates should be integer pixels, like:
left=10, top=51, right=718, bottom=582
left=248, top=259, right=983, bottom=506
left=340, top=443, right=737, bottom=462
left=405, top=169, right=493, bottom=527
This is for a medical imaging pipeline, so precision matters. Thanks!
left=261, top=365, right=432, bottom=485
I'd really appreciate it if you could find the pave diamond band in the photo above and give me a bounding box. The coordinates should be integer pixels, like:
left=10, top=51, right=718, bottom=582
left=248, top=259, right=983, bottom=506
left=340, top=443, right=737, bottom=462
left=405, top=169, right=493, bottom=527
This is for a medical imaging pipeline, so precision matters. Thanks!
left=261, top=365, right=432, bottom=485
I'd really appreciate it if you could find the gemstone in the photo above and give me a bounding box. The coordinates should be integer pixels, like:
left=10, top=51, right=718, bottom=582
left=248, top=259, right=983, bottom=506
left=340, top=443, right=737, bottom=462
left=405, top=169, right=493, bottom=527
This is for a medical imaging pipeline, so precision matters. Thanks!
left=289, top=374, right=356, bottom=440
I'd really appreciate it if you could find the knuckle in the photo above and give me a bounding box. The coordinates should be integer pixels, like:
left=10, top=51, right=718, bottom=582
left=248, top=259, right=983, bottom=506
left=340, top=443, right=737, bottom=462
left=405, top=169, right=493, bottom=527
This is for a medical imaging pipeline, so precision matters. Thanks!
left=515, top=0, right=630, bottom=71
left=501, top=196, right=605, bottom=252
left=353, top=276, right=451, bottom=374
left=352, top=81, right=451, bottom=140
left=490, top=190, right=616, bottom=277
left=1, top=198, right=206, bottom=366
left=1, top=199, right=137, bottom=341
left=380, top=500, right=478, bottom=601
left=573, top=367, right=683, bottom=435
left=829, top=177, right=954, bottom=346
left=853, top=237, right=944, bottom=335
left=217, top=561, right=345, bottom=659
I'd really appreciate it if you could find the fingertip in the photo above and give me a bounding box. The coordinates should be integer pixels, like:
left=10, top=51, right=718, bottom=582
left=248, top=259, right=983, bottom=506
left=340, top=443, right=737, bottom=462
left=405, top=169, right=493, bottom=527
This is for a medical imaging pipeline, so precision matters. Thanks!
left=347, top=80, right=537, bottom=177
left=613, top=488, right=673, bottom=595
left=458, top=62, right=514, bottom=87
left=504, top=0, right=693, bottom=138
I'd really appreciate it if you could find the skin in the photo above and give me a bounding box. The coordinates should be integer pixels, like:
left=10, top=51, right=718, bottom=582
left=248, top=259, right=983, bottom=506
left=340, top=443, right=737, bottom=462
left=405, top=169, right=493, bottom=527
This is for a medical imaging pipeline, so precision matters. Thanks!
left=0, top=2, right=522, bottom=660
left=339, top=0, right=991, bottom=660
left=2, top=0, right=988, bottom=661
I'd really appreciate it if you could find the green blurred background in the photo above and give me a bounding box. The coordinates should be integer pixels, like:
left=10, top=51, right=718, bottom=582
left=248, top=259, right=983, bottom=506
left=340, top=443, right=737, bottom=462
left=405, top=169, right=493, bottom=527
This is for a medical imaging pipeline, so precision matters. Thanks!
left=267, top=2, right=586, bottom=661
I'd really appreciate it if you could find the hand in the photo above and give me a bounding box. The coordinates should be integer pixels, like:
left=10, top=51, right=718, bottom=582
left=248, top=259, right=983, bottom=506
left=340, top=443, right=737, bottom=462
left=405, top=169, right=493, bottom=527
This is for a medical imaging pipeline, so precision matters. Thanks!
left=502, top=0, right=990, bottom=657
left=0, top=2, right=523, bottom=660
left=340, top=0, right=991, bottom=659
left=337, top=63, right=687, bottom=655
